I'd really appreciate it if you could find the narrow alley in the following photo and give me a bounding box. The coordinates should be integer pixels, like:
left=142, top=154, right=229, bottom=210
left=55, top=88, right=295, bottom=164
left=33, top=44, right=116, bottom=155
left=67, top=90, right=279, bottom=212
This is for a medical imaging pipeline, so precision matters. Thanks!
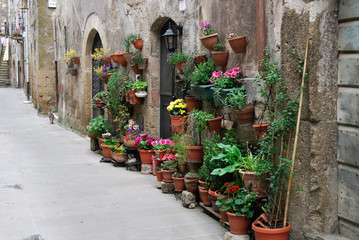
left=0, top=88, right=226, bottom=240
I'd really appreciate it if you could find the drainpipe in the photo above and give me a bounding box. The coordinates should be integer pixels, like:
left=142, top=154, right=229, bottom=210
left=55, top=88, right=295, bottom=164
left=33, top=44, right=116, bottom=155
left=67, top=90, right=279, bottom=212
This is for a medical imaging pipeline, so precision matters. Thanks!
left=52, top=16, right=58, bottom=108
left=25, top=10, right=29, bottom=101
left=256, top=0, right=266, bottom=69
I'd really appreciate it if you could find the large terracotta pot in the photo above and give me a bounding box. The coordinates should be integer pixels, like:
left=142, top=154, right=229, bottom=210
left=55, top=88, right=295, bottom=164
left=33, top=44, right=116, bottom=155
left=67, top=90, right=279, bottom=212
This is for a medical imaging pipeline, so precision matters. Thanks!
left=133, top=38, right=143, bottom=49
left=252, top=215, right=291, bottom=240
left=238, top=170, right=270, bottom=197
left=234, top=106, right=254, bottom=124
left=228, top=36, right=247, bottom=53
left=103, top=57, right=111, bottom=65
left=173, top=177, right=186, bottom=192
left=199, top=188, right=212, bottom=206
left=123, top=139, right=136, bottom=148
left=186, top=146, right=204, bottom=162
left=185, top=96, right=199, bottom=113
left=156, top=170, right=163, bottom=181
left=211, top=50, right=229, bottom=67
left=199, top=33, right=218, bottom=50
left=184, top=177, right=198, bottom=193
left=101, top=144, right=112, bottom=159
left=170, top=115, right=188, bottom=134
left=73, top=56, right=80, bottom=64
left=227, top=212, right=250, bottom=235
left=111, top=153, right=126, bottom=163
left=162, top=170, right=176, bottom=183
left=138, top=149, right=155, bottom=164
left=207, top=117, right=223, bottom=132
left=253, top=123, right=270, bottom=139
left=131, top=64, right=143, bottom=74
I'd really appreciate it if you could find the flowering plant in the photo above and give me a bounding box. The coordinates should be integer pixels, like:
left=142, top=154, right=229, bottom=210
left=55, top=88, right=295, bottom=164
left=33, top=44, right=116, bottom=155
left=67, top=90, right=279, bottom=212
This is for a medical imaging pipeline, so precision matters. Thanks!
left=92, top=91, right=108, bottom=107
left=101, top=132, right=112, bottom=139
left=152, top=139, right=175, bottom=151
left=200, top=22, right=215, bottom=36
left=210, top=67, right=242, bottom=89
left=216, top=183, right=257, bottom=218
left=94, top=65, right=104, bottom=78
left=167, top=99, right=187, bottom=116
left=124, top=119, right=141, bottom=137
left=64, top=50, right=78, bottom=67
left=102, top=63, right=117, bottom=74
left=161, top=160, right=177, bottom=171
left=213, top=42, right=225, bottom=51
left=91, top=48, right=111, bottom=61
left=135, top=134, right=156, bottom=150
left=162, top=153, right=176, bottom=162
left=131, top=50, right=144, bottom=64
left=110, top=144, right=126, bottom=155
left=86, top=115, right=112, bottom=135
left=225, top=33, right=239, bottom=40
left=166, top=52, right=188, bottom=66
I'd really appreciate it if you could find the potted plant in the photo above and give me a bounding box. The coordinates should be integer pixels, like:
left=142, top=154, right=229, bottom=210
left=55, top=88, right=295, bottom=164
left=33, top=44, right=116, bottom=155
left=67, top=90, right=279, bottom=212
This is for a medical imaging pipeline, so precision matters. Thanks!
left=123, top=120, right=141, bottom=148
left=172, top=171, right=186, bottom=192
left=226, top=33, right=247, bottom=53
left=101, top=139, right=118, bottom=159
left=166, top=52, right=189, bottom=72
left=172, top=133, right=191, bottom=174
left=130, top=50, right=147, bottom=73
left=91, top=48, right=111, bottom=64
left=155, top=168, right=163, bottom=181
left=199, top=22, right=218, bottom=50
left=110, top=52, right=127, bottom=67
left=98, top=131, right=112, bottom=148
left=102, top=63, right=117, bottom=84
left=211, top=42, right=228, bottom=67
left=191, top=110, right=222, bottom=133
left=127, top=86, right=143, bottom=105
left=224, top=87, right=254, bottom=124
left=64, top=50, right=79, bottom=69
left=190, top=60, right=216, bottom=100
left=129, top=33, right=142, bottom=49
left=135, top=134, right=156, bottom=165
left=123, top=34, right=135, bottom=62
left=110, top=144, right=126, bottom=163
left=181, top=56, right=199, bottom=112
left=132, top=81, right=148, bottom=98
left=92, top=91, right=108, bottom=108
left=152, top=139, right=174, bottom=161
left=167, top=99, right=188, bottom=134
left=161, top=160, right=177, bottom=183
left=184, top=171, right=199, bottom=193
left=216, top=184, right=257, bottom=234
left=193, top=53, right=207, bottom=66
left=86, top=115, right=112, bottom=140
left=120, top=75, right=135, bottom=103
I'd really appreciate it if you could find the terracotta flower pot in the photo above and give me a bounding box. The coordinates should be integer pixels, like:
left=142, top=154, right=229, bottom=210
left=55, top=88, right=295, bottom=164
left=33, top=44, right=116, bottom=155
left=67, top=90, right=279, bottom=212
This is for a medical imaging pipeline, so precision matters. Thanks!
left=185, top=96, right=199, bottom=113
left=162, top=170, right=176, bottom=183
left=138, top=149, right=155, bottom=164
left=133, top=38, right=143, bottom=49
left=156, top=170, right=163, bottom=181
left=193, top=54, right=207, bottom=66
left=208, top=188, right=219, bottom=213
left=128, top=90, right=143, bottom=104
left=219, top=210, right=228, bottom=222
left=103, top=57, right=111, bottom=65
left=234, top=106, right=254, bottom=124
left=123, top=52, right=132, bottom=63
left=94, top=99, right=105, bottom=108
left=87, top=132, right=97, bottom=139
left=102, top=73, right=113, bottom=84
left=199, top=33, right=218, bottom=50
left=207, top=117, right=223, bottom=132
left=124, top=91, right=130, bottom=102
left=184, top=177, right=198, bottom=193
left=173, top=177, right=186, bottom=192
left=138, top=57, right=148, bottom=70
left=111, top=53, right=127, bottom=67
left=228, top=36, right=247, bottom=53
left=253, top=123, right=270, bottom=139
left=227, top=212, right=250, bottom=235
left=199, top=188, right=212, bottom=206
left=73, top=56, right=80, bottom=64
left=71, top=69, right=77, bottom=76
left=130, top=64, right=143, bottom=74
left=123, top=139, right=136, bottom=148
left=238, top=169, right=270, bottom=197
left=252, top=218, right=291, bottom=240
left=211, top=50, right=229, bottom=67
left=198, top=180, right=205, bottom=188
left=101, top=144, right=112, bottom=159
left=176, top=61, right=186, bottom=72
left=186, top=145, right=204, bottom=162
left=170, top=115, right=188, bottom=134
left=97, top=137, right=105, bottom=149
left=111, top=153, right=126, bottom=163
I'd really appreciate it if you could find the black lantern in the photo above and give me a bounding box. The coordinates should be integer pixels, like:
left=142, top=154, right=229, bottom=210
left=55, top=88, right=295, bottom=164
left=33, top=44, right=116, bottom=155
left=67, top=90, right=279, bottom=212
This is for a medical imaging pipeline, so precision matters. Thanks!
left=162, top=22, right=183, bottom=52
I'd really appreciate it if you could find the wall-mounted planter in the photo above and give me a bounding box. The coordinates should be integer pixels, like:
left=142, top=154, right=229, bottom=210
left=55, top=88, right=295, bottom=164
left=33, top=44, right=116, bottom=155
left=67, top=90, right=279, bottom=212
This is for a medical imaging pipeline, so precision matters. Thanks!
left=191, top=84, right=214, bottom=100
left=207, top=116, right=223, bottom=132
left=128, top=90, right=143, bottom=104
left=73, top=56, right=80, bottom=64
left=103, top=57, right=111, bottom=65
left=253, top=123, right=269, bottom=139
left=111, top=53, right=127, bottom=67
left=199, top=33, right=218, bottom=50
left=133, top=38, right=143, bottom=49
left=138, top=58, right=148, bottom=70
left=185, top=96, right=199, bottom=112
left=71, top=69, right=77, bottom=76
left=194, top=54, right=207, bottom=66
left=228, top=36, right=247, bottom=53
left=135, top=90, right=147, bottom=98
left=130, top=64, right=143, bottom=74
left=123, top=52, right=132, bottom=63
left=94, top=99, right=106, bottom=108
left=211, top=50, right=228, bottom=67
left=102, top=73, right=113, bottom=84
left=234, top=106, right=254, bottom=124
left=176, top=61, right=186, bottom=72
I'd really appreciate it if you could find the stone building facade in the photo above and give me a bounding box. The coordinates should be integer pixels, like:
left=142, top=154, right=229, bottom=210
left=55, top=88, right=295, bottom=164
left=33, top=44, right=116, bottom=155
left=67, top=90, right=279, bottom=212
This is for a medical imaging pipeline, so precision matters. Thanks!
left=8, top=0, right=359, bottom=239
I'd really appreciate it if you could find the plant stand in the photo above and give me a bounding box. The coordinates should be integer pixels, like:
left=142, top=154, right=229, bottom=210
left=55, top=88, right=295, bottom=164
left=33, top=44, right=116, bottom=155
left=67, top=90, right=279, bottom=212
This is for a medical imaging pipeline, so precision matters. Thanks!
left=125, top=147, right=141, bottom=171
left=100, top=157, right=112, bottom=163
left=199, top=202, right=230, bottom=229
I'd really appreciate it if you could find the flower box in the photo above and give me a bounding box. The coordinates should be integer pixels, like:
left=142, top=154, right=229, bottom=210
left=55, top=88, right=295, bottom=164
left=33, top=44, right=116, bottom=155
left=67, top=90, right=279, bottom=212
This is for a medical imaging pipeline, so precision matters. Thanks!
left=191, top=84, right=214, bottom=100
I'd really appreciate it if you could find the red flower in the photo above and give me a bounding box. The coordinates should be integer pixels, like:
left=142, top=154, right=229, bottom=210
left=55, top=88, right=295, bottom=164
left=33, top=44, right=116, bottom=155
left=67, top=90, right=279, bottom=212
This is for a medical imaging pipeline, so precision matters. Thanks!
left=125, top=136, right=129, bottom=140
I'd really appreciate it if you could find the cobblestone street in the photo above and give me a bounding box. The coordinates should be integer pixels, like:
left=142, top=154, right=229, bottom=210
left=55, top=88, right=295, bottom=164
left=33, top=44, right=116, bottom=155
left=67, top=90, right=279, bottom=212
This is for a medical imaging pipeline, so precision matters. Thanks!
left=0, top=88, right=226, bottom=240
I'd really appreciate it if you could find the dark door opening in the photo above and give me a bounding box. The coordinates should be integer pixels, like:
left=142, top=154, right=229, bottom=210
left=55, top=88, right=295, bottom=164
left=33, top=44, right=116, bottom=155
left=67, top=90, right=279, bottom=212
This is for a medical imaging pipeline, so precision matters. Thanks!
left=91, top=32, right=104, bottom=118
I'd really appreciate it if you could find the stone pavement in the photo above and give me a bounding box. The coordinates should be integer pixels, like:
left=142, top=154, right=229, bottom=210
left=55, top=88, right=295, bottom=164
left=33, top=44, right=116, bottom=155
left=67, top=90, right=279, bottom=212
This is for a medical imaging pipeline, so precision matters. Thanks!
left=0, top=88, right=227, bottom=240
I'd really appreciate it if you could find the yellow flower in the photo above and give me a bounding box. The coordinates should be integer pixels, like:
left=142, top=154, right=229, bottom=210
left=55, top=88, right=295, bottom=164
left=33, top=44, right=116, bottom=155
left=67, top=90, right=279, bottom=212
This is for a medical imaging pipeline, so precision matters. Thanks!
left=180, top=110, right=185, bottom=115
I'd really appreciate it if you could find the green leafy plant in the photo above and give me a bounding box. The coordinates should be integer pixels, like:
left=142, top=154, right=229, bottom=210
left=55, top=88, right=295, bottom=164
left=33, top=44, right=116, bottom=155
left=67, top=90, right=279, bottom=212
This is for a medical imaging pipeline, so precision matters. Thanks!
left=224, top=87, right=246, bottom=110
left=190, top=110, right=214, bottom=132
left=173, top=171, right=184, bottom=178
left=104, top=139, right=118, bottom=146
left=124, top=33, right=140, bottom=52
left=110, top=144, right=126, bottom=155
left=172, top=133, right=193, bottom=162
left=181, top=56, right=196, bottom=97
left=213, top=42, right=225, bottom=51
left=161, top=160, right=177, bottom=171
left=92, top=91, right=108, bottom=107
left=167, top=52, right=189, bottom=66
left=86, top=116, right=112, bottom=136
left=113, top=104, right=130, bottom=136
left=132, top=81, right=148, bottom=90
left=122, top=75, right=135, bottom=92
left=189, top=59, right=216, bottom=85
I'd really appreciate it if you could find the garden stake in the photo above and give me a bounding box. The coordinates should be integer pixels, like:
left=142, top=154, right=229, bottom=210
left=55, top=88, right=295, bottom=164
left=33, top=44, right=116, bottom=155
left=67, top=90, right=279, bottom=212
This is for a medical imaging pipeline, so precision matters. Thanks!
left=283, top=37, right=309, bottom=227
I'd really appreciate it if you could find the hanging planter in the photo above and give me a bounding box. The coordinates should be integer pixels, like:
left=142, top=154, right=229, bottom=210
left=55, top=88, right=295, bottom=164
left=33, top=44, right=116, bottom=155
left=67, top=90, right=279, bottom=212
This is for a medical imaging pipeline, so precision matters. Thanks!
left=111, top=53, right=127, bottom=67
left=170, top=115, right=188, bottom=134
left=133, top=38, right=143, bottom=49
left=228, top=36, right=247, bottom=53
left=135, top=89, right=148, bottom=98
left=211, top=50, right=229, bottom=67
left=227, top=213, right=250, bottom=235
left=234, top=106, right=255, bottom=124
left=138, top=57, right=148, bottom=70
left=191, top=84, right=214, bottom=100
left=186, top=146, right=204, bottom=162
left=176, top=61, right=186, bottom=72
left=73, top=56, right=80, bottom=64
left=193, top=54, right=207, bottom=66
left=71, top=69, right=77, bottom=76
left=138, top=149, right=155, bottom=164
left=253, top=123, right=270, bottom=139
left=199, top=33, right=218, bottom=50
left=128, top=90, right=143, bottom=104
left=94, top=99, right=106, bottom=108
left=185, top=96, right=199, bottom=112
left=207, top=116, right=223, bottom=132
left=123, top=52, right=133, bottom=63
left=130, top=64, right=143, bottom=74
left=103, top=57, right=111, bottom=65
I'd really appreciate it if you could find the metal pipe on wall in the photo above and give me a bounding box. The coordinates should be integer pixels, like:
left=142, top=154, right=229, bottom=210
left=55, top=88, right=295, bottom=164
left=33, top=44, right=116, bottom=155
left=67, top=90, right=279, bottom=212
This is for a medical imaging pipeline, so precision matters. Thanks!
left=52, top=16, right=58, bottom=108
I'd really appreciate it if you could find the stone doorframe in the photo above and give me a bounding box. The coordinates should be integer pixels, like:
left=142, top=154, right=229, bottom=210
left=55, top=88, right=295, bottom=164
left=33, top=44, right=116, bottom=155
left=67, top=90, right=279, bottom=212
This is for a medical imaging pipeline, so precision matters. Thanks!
left=81, top=13, right=108, bottom=129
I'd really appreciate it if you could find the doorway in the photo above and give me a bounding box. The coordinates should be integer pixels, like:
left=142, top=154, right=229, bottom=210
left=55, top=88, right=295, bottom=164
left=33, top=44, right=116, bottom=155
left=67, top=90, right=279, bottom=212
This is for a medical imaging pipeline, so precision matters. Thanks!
left=91, top=32, right=104, bottom=118
left=159, top=19, right=176, bottom=138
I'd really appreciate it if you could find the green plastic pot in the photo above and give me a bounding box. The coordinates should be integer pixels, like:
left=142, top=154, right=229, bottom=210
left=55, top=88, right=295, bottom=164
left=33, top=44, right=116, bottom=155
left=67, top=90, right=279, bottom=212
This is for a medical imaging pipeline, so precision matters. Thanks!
left=191, top=84, right=214, bottom=100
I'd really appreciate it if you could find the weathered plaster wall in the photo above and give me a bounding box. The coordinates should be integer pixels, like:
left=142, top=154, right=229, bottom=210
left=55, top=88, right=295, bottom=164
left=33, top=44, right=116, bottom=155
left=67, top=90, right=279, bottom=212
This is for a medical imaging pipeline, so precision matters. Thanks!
left=267, top=1, right=339, bottom=239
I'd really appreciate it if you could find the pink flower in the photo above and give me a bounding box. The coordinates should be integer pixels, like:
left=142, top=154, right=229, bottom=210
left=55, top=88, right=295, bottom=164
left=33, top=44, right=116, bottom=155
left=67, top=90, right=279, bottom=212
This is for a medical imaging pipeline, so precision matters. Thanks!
left=226, top=70, right=233, bottom=75
left=230, top=73, right=237, bottom=79
left=86, top=126, right=89, bottom=129
left=233, top=67, right=241, bottom=73
left=133, top=125, right=139, bottom=130
left=236, top=79, right=241, bottom=84
left=209, top=78, right=214, bottom=84
left=204, top=28, right=207, bottom=30
left=200, top=22, right=204, bottom=27
left=129, top=120, right=134, bottom=125
left=131, top=56, right=135, bottom=59
left=140, top=52, right=142, bottom=55
left=212, top=71, right=221, bottom=78
left=135, top=54, right=138, bottom=57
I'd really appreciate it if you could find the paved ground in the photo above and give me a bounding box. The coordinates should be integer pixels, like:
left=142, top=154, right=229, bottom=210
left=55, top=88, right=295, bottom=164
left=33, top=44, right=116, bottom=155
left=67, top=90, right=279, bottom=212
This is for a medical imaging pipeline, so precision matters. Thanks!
left=0, top=88, right=227, bottom=240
